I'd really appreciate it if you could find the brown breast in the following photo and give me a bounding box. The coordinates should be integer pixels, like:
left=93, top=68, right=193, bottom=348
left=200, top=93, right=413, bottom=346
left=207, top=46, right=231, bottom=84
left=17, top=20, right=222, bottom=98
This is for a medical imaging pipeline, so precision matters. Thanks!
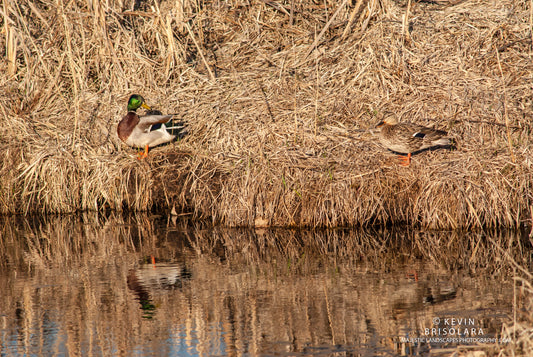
left=117, top=112, right=140, bottom=142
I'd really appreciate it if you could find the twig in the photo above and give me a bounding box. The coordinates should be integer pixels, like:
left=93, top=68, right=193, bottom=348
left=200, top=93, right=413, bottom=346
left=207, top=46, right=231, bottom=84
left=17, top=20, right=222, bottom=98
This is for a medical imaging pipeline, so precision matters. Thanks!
left=185, top=22, right=216, bottom=82
left=496, top=49, right=516, bottom=163
left=121, top=11, right=157, bottom=17
left=260, top=0, right=290, bottom=16
left=497, top=35, right=532, bottom=52
left=531, top=0, right=533, bottom=51
left=314, top=39, right=319, bottom=136
left=258, top=82, right=275, bottom=122
left=347, top=167, right=391, bottom=180
left=402, top=0, right=412, bottom=45
left=341, top=0, right=364, bottom=39
left=303, top=0, right=349, bottom=59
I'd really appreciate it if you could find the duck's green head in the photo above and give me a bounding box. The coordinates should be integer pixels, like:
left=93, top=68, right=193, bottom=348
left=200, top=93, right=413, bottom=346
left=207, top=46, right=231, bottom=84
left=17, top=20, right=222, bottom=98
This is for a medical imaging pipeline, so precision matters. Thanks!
left=127, top=94, right=152, bottom=112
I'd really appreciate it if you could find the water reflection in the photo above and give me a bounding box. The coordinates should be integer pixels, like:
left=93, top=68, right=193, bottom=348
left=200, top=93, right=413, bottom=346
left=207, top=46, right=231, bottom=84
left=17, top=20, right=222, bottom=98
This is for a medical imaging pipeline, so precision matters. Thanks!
left=0, top=214, right=530, bottom=356
left=128, top=261, right=191, bottom=319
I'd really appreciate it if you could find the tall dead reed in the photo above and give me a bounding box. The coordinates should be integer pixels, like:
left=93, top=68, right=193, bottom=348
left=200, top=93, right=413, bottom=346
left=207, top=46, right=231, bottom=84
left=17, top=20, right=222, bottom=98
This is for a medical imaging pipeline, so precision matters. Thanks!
left=0, top=0, right=532, bottom=228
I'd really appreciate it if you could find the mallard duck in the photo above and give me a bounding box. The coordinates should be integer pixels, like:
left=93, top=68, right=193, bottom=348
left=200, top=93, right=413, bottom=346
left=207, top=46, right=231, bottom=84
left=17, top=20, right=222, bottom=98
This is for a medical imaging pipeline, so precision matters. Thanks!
left=117, top=94, right=176, bottom=159
left=376, top=117, right=451, bottom=166
left=145, top=109, right=186, bottom=136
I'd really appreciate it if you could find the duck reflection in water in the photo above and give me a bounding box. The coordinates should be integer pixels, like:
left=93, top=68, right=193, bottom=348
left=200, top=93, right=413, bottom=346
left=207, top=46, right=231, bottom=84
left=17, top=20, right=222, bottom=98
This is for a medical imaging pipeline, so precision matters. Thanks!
left=127, top=257, right=192, bottom=319
left=391, top=276, right=457, bottom=320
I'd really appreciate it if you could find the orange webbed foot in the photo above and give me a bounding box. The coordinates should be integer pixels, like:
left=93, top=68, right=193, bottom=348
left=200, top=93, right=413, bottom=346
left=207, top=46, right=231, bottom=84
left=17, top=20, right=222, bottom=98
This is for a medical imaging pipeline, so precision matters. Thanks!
left=136, top=145, right=149, bottom=160
left=397, top=153, right=411, bottom=167
left=406, top=269, right=419, bottom=282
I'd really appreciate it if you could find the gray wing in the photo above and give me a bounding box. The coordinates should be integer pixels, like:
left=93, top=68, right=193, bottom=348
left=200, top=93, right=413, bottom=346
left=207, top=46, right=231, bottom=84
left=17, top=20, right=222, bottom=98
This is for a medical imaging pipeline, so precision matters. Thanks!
left=136, top=115, right=173, bottom=132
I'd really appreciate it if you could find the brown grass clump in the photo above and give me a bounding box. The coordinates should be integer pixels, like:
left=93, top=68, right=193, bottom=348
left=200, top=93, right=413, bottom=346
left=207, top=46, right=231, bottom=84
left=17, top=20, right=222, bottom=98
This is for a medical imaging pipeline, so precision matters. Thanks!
left=1, top=0, right=532, bottom=228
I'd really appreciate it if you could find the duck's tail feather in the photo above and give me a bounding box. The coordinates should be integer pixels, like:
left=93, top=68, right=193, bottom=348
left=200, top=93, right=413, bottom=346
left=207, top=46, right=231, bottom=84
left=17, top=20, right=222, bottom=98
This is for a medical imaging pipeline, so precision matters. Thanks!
left=151, top=120, right=188, bottom=139
left=431, top=137, right=451, bottom=146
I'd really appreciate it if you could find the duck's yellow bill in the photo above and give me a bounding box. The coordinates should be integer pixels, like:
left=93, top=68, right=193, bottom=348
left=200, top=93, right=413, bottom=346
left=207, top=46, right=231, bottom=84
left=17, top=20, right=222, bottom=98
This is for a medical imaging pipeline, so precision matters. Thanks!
left=141, top=103, right=152, bottom=110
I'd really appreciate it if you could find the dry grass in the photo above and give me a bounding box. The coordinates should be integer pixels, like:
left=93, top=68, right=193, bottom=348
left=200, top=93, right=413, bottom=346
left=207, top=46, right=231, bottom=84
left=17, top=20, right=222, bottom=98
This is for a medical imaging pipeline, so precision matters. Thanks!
left=1, top=0, right=532, bottom=228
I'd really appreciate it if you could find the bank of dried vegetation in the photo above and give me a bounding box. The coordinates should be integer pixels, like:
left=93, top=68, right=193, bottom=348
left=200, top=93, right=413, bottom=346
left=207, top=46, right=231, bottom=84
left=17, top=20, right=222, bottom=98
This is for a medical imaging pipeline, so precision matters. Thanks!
left=1, top=0, right=532, bottom=228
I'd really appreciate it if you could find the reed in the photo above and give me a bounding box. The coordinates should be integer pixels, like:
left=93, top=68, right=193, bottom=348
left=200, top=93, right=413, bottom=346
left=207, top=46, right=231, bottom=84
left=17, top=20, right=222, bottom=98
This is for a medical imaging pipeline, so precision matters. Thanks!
left=1, top=0, right=532, bottom=228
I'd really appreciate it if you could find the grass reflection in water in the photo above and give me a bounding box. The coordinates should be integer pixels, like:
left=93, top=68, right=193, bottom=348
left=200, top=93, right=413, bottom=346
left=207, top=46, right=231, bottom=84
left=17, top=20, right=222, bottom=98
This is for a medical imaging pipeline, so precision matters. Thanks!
left=0, top=213, right=531, bottom=356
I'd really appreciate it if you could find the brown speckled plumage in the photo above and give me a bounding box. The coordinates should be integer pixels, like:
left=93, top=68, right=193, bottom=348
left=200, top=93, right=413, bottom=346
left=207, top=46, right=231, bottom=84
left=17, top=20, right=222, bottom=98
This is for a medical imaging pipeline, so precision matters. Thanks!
left=376, top=117, right=451, bottom=166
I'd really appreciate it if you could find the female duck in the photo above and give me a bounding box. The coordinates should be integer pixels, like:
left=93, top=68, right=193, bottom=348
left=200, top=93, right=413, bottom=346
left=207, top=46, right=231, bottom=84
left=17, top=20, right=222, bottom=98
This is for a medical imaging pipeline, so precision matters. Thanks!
left=117, top=95, right=176, bottom=159
left=376, top=117, right=451, bottom=166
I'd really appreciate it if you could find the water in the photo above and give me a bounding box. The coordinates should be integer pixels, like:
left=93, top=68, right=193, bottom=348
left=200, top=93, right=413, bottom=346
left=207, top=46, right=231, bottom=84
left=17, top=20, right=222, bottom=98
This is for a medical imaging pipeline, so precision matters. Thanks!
left=0, top=214, right=530, bottom=356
